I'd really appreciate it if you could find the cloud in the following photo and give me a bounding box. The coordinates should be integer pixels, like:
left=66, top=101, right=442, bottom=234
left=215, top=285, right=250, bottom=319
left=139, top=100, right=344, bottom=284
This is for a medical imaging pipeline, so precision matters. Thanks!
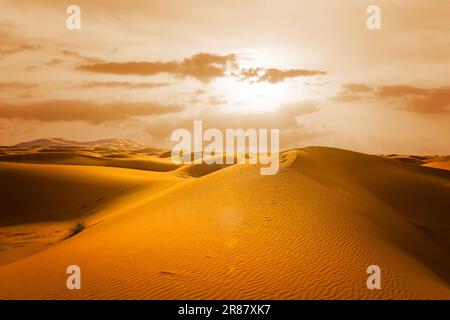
left=334, top=83, right=450, bottom=113
left=79, top=61, right=178, bottom=76
left=0, top=100, right=185, bottom=124
left=240, top=67, right=327, bottom=84
left=78, top=52, right=238, bottom=83
left=145, top=100, right=322, bottom=149
left=60, top=50, right=104, bottom=64
left=375, top=85, right=428, bottom=98
left=77, top=81, right=170, bottom=89
left=279, top=101, right=321, bottom=114
left=77, top=52, right=325, bottom=83
left=24, top=65, right=39, bottom=72
left=180, top=53, right=238, bottom=82
left=376, top=85, right=450, bottom=113
left=0, top=20, right=19, bottom=45
left=333, top=83, right=374, bottom=102
left=342, top=83, right=373, bottom=93
left=0, top=82, right=38, bottom=90
left=45, top=58, right=63, bottom=66
left=0, top=44, right=41, bottom=58
left=206, top=95, right=227, bottom=106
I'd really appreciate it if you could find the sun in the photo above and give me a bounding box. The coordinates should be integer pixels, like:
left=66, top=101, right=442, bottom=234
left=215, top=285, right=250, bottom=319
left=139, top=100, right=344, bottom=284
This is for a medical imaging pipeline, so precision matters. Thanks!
left=213, top=77, right=290, bottom=113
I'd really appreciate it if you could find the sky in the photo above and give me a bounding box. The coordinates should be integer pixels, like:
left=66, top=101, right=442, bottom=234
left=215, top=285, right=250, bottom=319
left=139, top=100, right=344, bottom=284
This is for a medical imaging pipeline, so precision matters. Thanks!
left=0, top=0, right=449, bottom=154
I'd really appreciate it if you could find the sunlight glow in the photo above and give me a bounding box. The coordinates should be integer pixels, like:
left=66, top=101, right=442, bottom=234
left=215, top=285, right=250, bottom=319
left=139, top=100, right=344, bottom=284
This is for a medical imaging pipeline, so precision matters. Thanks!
left=213, top=77, right=291, bottom=113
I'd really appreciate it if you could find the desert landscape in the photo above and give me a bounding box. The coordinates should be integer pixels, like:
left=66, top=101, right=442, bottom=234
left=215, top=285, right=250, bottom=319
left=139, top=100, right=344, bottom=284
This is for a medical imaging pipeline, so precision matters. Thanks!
left=1, top=0, right=449, bottom=301
left=0, top=138, right=449, bottom=299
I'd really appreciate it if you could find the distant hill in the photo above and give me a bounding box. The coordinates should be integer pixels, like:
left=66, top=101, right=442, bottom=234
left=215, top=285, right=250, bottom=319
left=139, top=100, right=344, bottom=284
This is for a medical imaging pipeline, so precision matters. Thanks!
left=14, top=138, right=147, bottom=150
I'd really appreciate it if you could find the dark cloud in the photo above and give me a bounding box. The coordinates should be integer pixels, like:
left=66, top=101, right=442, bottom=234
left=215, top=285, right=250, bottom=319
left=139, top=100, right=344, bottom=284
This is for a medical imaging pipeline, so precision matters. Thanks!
left=376, top=85, right=450, bottom=113
left=376, top=85, right=428, bottom=98
left=334, top=83, right=450, bottom=113
left=77, top=52, right=325, bottom=83
left=78, top=53, right=238, bottom=83
left=180, top=53, right=238, bottom=82
left=342, top=83, right=373, bottom=93
left=77, top=81, right=169, bottom=89
left=60, top=50, right=104, bottom=64
left=0, top=44, right=41, bottom=58
left=0, top=100, right=185, bottom=124
left=0, top=82, right=38, bottom=90
left=240, top=67, right=327, bottom=84
left=333, top=83, right=374, bottom=102
left=79, top=61, right=178, bottom=76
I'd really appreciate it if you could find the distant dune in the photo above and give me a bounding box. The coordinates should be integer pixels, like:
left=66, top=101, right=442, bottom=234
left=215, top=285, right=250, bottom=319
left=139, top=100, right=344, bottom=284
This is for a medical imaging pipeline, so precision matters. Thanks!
left=14, top=137, right=149, bottom=150
left=422, top=156, right=450, bottom=171
left=0, top=145, right=449, bottom=299
left=0, top=148, right=178, bottom=172
left=384, top=154, right=450, bottom=172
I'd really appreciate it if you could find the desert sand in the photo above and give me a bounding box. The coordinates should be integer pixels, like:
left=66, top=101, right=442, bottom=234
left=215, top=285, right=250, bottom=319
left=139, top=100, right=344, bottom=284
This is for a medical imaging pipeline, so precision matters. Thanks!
left=0, top=145, right=449, bottom=299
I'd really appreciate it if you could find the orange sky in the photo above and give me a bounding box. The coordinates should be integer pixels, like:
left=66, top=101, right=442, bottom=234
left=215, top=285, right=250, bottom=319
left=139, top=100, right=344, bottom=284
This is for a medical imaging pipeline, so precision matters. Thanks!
left=0, top=0, right=449, bottom=153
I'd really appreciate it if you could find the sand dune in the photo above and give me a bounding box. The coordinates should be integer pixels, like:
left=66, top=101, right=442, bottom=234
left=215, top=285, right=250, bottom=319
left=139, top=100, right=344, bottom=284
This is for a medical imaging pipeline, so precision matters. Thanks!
left=0, top=147, right=449, bottom=299
left=0, top=161, right=183, bottom=266
left=384, top=154, right=450, bottom=172
left=423, top=162, right=450, bottom=171
left=14, top=138, right=148, bottom=150
left=0, top=151, right=180, bottom=172
left=422, top=156, right=450, bottom=171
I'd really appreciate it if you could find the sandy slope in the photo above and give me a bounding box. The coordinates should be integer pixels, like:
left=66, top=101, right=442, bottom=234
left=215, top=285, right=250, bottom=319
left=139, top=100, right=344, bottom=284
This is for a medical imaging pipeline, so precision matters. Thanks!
left=0, top=162, right=183, bottom=266
left=422, top=156, right=450, bottom=171
left=384, top=154, right=450, bottom=172
left=424, top=162, right=450, bottom=171
left=0, top=147, right=449, bottom=299
left=0, top=151, right=179, bottom=172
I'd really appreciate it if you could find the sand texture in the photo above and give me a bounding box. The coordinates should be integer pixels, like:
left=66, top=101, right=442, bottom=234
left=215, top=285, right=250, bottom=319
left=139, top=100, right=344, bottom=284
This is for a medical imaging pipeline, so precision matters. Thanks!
left=0, top=146, right=449, bottom=299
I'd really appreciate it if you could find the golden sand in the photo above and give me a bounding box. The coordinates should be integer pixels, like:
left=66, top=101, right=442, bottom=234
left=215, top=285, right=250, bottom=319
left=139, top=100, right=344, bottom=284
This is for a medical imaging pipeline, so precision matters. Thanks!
left=0, top=147, right=449, bottom=299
